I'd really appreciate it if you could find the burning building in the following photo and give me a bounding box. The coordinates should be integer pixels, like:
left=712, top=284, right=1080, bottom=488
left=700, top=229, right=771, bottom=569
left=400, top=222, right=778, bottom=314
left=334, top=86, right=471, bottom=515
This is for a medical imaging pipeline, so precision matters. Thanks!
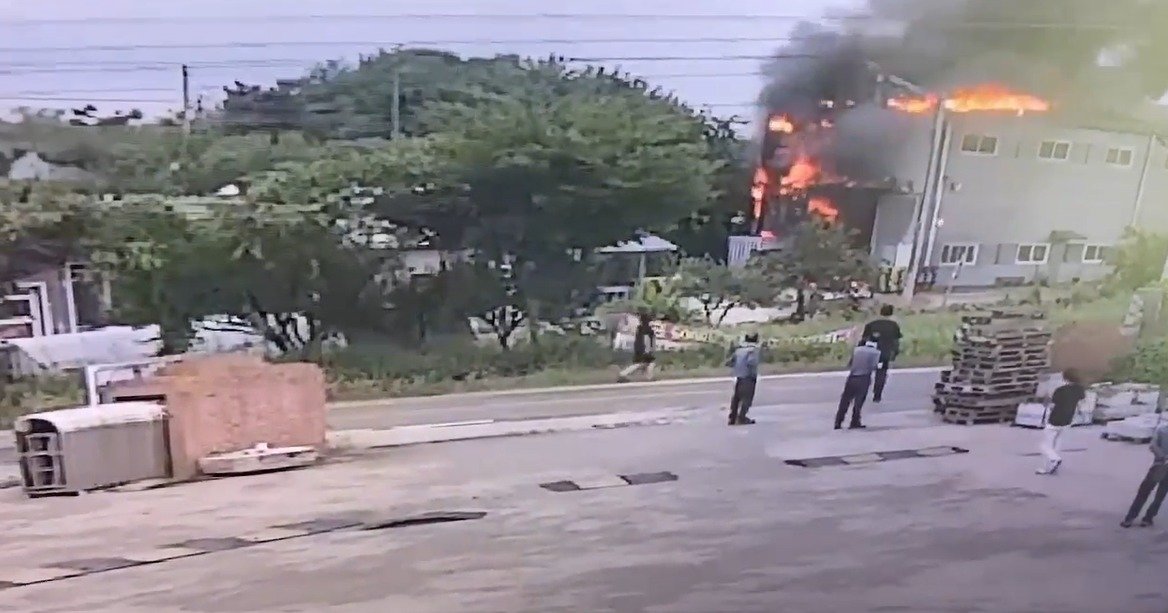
left=736, top=2, right=1168, bottom=289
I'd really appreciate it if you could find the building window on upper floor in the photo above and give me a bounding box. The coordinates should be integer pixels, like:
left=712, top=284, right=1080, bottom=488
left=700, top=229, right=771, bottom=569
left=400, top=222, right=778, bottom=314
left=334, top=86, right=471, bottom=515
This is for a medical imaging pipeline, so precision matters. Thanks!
left=1016, top=243, right=1050, bottom=265
left=1082, top=244, right=1110, bottom=264
left=1105, top=147, right=1135, bottom=167
left=960, top=134, right=998, bottom=155
left=1037, top=140, right=1072, bottom=161
left=940, top=243, right=979, bottom=266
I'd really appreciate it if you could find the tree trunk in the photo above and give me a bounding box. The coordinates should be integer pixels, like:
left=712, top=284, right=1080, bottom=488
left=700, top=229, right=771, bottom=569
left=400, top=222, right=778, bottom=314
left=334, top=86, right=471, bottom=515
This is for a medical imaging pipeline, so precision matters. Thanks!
left=526, top=300, right=541, bottom=348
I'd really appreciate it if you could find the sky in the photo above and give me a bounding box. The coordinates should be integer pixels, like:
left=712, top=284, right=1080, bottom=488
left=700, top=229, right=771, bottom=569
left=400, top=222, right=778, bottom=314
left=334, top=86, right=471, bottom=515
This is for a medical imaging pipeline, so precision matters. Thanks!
left=0, top=0, right=858, bottom=125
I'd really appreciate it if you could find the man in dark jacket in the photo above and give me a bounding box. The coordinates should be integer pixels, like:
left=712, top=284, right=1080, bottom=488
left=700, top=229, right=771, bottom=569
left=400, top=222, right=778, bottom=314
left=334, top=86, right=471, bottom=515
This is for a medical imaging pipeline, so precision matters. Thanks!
left=725, top=333, right=761, bottom=426
left=861, top=304, right=902, bottom=402
left=1121, top=421, right=1168, bottom=528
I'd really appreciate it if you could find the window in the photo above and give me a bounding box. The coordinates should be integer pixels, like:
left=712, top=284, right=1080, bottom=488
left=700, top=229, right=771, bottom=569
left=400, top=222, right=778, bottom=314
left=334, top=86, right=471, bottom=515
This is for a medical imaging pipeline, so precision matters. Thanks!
left=1105, top=147, right=1134, bottom=167
left=940, top=243, right=978, bottom=265
left=960, top=134, right=998, bottom=155
left=1082, top=244, right=1110, bottom=264
left=1037, top=140, right=1072, bottom=161
left=1016, top=243, right=1050, bottom=265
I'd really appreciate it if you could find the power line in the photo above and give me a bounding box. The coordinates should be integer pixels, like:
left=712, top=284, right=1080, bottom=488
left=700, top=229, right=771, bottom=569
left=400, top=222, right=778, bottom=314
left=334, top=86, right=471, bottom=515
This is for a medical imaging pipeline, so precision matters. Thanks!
left=0, top=13, right=852, bottom=26
left=1, top=36, right=805, bottom=54
left=1, top=72, right=766, bottom=102
left=6, top=87, right=177, bottom=96
left=0, top=96, right=179, bottom=103
left=0, top=54, right=812, bottom=75
left=1, top=13, right=1133, bottom=28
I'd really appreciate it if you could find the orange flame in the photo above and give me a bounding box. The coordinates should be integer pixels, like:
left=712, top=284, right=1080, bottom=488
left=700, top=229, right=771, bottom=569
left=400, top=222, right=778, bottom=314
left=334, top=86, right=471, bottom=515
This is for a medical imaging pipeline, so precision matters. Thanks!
left=750, top=166, right=769, bottom=223
left=888, top=83, right=1051, bottom=115
left=808, top=197, right=839, bottom=222
left=780, top=155, right=821, bottom=195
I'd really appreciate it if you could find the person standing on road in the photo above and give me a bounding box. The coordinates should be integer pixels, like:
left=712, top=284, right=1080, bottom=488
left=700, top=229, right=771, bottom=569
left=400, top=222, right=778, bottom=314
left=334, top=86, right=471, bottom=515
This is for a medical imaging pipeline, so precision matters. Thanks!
left=1036, top=369, right=1085, bottom=476
left=618, top=311, right=656, bottom=382
left=1121, top=420, right=1168, bottom=528
left=835, top=334, right=882, bottom=430
left=725, top=333, right=761, bottom=426
left=861, top=304, right=902, bottom=403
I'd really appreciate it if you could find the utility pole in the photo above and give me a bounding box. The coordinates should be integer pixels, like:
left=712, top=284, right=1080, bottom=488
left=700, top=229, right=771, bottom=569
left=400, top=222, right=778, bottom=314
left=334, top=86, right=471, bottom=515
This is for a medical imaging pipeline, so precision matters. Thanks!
left=901, top=106, right=949, bottom=303
left=391, top=44, right=403, bottom=139
left=392, top=70, right=401, bottom=139
left=866, top=61, right=940, bottom=304
left=181, top=64, right=192, bottom=136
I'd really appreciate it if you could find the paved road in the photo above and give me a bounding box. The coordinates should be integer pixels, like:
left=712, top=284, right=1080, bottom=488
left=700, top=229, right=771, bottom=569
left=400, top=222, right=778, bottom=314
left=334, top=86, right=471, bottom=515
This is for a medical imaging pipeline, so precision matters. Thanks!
left=4, top=397, right=1163, bottom=612
left=326, top=368, right=941, bottom=430
left=0, top=369, right=940, bottom=478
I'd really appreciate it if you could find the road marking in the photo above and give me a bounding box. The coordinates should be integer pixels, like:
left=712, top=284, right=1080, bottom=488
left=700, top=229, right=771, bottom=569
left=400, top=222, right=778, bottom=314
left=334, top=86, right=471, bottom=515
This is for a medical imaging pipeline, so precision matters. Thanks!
left=392, top=420, right=498, bottom=430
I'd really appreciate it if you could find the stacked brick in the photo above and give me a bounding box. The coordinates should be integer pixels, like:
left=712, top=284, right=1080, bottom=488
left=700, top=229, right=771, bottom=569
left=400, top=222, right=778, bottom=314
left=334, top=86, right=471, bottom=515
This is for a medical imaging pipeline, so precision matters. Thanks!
left=933, top=309, right=1052, bottom=425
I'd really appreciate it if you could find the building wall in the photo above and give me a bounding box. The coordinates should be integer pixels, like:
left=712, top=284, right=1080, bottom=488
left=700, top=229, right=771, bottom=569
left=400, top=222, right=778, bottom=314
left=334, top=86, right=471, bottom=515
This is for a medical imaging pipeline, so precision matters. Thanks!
left=12, top=267, right=73, bottom=335
left=872, top=113, right=1168, bottom=287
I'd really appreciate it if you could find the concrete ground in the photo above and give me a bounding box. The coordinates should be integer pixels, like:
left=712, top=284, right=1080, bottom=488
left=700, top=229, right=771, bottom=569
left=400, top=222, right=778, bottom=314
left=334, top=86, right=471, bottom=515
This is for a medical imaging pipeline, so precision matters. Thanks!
left=1, top=380, right=1165, bottom=612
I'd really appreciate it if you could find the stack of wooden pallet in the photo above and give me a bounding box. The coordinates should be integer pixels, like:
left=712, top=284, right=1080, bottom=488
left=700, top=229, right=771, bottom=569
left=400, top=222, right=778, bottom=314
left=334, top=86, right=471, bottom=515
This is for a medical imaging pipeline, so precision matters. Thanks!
left=933, top=309, right=1051, bottom=425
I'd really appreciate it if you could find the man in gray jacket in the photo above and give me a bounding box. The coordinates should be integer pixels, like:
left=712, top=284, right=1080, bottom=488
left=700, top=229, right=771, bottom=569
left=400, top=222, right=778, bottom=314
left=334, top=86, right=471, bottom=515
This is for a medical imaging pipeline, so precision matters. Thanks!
left=835, top=334, right=882, bottom=430
left=725, top=333, right=761, bottom=426
left=1121, top=421, right=1168, bottom=528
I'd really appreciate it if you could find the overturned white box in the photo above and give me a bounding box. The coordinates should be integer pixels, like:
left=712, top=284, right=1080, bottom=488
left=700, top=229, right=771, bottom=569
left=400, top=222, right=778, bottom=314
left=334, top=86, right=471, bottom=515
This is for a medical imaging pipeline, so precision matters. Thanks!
left=1092, top=384, right=1160, bottom=423
left=1102, top=413, right=1165, bottom=443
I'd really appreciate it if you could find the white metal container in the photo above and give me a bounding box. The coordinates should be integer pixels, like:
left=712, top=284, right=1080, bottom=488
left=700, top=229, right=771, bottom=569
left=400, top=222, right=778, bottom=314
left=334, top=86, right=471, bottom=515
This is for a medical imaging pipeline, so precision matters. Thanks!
left=13, top=402, right=170, bottom=495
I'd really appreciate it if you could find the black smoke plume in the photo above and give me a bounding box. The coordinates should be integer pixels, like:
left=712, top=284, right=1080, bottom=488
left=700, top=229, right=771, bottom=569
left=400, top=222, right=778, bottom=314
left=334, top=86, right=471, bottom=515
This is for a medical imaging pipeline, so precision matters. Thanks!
left=759, top=0, right=1166, bottom=180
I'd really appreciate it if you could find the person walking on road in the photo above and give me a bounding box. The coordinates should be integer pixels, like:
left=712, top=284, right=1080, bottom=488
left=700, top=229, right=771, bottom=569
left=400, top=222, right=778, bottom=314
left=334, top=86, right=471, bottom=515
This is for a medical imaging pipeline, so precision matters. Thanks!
left=836, top=334, right=882, bottom=430
left=725, top=333, right=761, bottom=426
left=618, top=311, right=656, bottom=382
left=1120, top=420, right=1168, bottom=528
left=861, top=304, right=902, bottom=403
left=1036, top=369, right=1085, bottom=475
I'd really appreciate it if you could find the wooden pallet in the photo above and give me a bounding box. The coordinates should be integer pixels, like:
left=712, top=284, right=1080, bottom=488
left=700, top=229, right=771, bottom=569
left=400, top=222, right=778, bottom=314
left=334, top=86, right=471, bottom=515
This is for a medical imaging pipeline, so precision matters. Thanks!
left=936, top=400, right=1027, bottom=413
left=935, top=387, right=1038, bottom=400
left=945, top=371, right=1043, bottom=384
left=958, top=346, right=1051, bottom=355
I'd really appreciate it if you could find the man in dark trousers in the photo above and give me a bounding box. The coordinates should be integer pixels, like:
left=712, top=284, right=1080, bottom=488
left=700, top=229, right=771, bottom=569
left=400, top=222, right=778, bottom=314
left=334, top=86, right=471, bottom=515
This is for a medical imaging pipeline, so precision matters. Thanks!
left=725, top=333, right=761, bottom=426
left=862, top=304, right=902, bottom=402
left=1121, top=420, right=1168, bottom=528
left=618, top=311, right=656, bottom=382
left=1037, top=369, right=1086, bottom=475
left=836, top=334, right=882, bottom=430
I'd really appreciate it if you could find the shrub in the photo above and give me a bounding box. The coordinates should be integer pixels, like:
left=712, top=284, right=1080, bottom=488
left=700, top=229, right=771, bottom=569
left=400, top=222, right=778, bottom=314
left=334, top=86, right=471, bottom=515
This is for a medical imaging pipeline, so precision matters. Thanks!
left=0, top=374, right=85, bottom=428
left=1109, top=337, right=1168, bottom=385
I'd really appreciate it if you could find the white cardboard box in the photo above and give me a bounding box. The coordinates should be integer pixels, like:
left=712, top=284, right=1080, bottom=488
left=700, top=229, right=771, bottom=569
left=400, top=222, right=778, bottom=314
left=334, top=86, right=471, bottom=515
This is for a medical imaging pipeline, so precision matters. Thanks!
left=1102, top=413, right=1166, bottom=442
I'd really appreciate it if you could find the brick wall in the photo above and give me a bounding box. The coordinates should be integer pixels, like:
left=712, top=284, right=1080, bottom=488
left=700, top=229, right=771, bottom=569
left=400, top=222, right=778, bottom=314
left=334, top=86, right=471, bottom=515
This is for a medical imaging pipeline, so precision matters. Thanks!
left=151, top=355, right=327, bottom=481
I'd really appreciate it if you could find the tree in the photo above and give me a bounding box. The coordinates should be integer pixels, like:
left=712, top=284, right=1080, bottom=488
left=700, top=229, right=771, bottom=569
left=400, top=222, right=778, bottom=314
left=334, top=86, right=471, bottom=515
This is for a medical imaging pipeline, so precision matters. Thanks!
left=1107, top=228, right=1168, bottom=292
left=754, top=222, right=874, bottom=290
left=661, top=116, right=754, bottom=260
left=0, top=182, right=96, bottom=289
left=252, top=59, right=724, bottom=342
left=675, top=257, right=775, bottom=325
left=412, top=61, right=723, bottom=322
left=91, top=190, right=401, bottom=357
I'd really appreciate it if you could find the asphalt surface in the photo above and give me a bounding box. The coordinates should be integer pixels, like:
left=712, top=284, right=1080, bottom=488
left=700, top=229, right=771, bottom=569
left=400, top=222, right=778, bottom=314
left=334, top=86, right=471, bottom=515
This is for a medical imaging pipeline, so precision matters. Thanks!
left=325, top=368, right=941, bottom=430
left=4, top=394, right=1165, bottom=612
